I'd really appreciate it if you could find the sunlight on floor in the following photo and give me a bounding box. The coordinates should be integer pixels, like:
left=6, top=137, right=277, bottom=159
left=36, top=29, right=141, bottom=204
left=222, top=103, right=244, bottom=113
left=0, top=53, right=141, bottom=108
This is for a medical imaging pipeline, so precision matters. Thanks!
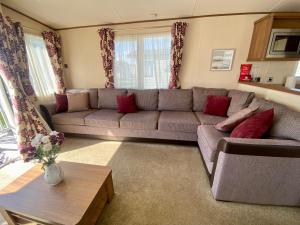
left=58, top=138, right=123, bottom=166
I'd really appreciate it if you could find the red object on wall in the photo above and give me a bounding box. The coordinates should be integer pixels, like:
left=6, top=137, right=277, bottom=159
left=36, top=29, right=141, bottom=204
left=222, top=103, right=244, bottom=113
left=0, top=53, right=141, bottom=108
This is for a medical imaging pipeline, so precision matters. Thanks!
left=239, top=64, right=252, bottom=81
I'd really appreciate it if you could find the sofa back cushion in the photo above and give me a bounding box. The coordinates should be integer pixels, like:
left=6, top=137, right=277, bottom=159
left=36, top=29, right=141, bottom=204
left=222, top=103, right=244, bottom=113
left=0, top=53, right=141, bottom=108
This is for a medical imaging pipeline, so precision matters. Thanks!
left=249, top=97, right=300, bottom=141
left=67, top=92, right=90, bottom=112
left=158, top=89, right=192, bottom=111
left=98, top=88, right=127, bottom=109
left=127, top=89, right=158, bottom=110
left=66, top=88, right=98, bottom=109
left=227, top=90, right=255, bottom=116
left=193, top=87, right=228, bottom=111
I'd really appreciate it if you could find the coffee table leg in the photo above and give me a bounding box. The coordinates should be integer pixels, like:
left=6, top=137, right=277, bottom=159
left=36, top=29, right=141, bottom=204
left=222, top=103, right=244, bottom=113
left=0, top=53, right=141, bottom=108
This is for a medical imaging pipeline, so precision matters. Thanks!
left=105, top=172, right=114, bottom=203
left=0, top=208, right=16, bottom=225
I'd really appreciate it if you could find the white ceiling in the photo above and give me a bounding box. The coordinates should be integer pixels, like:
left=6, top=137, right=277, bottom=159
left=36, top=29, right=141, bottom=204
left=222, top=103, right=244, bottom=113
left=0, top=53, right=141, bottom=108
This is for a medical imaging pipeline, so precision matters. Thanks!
left=1, top=0, right=300, bottom=29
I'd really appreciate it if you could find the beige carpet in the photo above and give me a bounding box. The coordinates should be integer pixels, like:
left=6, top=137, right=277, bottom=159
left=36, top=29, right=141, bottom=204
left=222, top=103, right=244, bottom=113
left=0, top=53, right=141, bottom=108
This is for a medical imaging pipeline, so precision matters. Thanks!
left=1, top=137, right=300, bottom=225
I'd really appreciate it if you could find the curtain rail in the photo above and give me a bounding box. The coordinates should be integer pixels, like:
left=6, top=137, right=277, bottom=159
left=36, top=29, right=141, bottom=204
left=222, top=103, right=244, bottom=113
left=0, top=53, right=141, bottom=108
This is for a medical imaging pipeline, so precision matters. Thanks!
left=111, top=25, right=171, bottom=32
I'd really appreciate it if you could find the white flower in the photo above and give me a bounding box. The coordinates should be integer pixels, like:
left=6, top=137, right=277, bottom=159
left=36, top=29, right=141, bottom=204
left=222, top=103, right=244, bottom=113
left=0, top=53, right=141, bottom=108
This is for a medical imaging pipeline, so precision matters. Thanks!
left=43, top=143, right=52, bottom=152
left=50, top=131, right=59, bottom=136
left=41, top=136, right=50, bottom=144
left=31, top=134, right=43, bottom=147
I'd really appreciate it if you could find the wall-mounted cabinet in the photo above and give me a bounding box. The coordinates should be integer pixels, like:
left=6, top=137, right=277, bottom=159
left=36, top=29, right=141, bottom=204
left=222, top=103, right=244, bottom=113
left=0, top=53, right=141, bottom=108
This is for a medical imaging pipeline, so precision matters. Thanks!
left=247, top=13, right=300, bottom=61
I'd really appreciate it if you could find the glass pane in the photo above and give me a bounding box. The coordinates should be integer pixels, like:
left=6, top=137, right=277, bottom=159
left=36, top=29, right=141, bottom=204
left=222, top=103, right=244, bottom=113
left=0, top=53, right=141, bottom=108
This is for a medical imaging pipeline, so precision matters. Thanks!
left=114, top=32, right=171, bottom=89
left=25, top=34, right=57, bottom=98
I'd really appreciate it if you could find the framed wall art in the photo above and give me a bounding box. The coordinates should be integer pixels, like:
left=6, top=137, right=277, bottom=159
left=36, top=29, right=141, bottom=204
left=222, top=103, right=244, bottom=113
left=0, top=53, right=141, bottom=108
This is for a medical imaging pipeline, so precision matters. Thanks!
left=210, top=49, right=235, bottom=71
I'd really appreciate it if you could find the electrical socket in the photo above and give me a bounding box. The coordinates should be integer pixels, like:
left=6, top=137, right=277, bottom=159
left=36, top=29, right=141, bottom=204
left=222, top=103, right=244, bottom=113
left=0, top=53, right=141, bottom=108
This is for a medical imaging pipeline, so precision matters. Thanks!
left=267, top=76, right=273, bottom=82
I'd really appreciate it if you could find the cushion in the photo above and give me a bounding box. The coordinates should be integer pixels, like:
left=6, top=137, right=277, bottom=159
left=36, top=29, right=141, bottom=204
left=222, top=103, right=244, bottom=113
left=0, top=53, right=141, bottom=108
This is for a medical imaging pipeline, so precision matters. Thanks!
left=52, top=110, right=95, bottom=126
left=127, top=89, right=158, bottom=110
left=204, top=95, right=231, bottom=117
left=66, top=88, right=98, bottom=109
left=248, top=97, right=297, bottom=139
left=195, top=112, right=227, bottom=125
left=193, top=87, right=228, bottom=111
left=84, top=109, right=124, bottom=128
left=117, top=94, right=138, bottom=113
left=158, top=89, right=192, bottom=111
left=197, top=125, right=229, bottom=162
left=227, top=90, right=255, bottom=116
left=98, top=88, right=127, bottom=109
left=230, top=109, right=274, bottom=138
left=215, top=107, right=258, bottom=132
left=269, top=108, right=300, bottom=141
left=158, top=111, right=200, bottom=133
left=120, top=111, right=159, bottom=130
left=67, top=92, right=90, bottom=112
left=55, top=93, right=68, bottom=113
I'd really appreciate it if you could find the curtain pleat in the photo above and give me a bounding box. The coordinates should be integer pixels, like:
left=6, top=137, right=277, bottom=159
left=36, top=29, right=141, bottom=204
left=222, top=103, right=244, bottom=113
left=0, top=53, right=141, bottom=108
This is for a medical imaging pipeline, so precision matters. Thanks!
left=42, top=31, right=65, bottom=94
left=98, top=28, right=115, bottom=88
left=0, top=14, right=51, bottom=153
left=168, top=22, right=188, bottom=89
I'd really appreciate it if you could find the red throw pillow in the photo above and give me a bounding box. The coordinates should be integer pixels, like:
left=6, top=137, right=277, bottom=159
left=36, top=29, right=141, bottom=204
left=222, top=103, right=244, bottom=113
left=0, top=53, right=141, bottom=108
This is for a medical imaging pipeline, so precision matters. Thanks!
left=55, top=93, right=68, bottom=113
left=204, top=95, right=231, bottom=117
left=117, top=94, right=138, bottom=113
left=230, top=109, right=274, bottom=138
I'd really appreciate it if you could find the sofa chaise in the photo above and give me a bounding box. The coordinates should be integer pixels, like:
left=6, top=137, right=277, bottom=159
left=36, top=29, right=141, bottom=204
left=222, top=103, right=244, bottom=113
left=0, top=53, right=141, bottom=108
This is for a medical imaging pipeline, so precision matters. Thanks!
left=41, top=87, right=300, bottom=206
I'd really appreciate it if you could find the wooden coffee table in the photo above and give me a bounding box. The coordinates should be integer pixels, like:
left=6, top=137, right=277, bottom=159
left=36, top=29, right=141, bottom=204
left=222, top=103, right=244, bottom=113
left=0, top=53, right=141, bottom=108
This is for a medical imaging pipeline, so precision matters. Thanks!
left=0, top=161, right=114, bottom=225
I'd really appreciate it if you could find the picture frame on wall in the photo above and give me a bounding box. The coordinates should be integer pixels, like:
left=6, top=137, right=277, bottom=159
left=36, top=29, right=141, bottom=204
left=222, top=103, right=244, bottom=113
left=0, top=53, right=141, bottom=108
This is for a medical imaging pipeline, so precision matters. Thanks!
left=210, top=49, right=235, bottom=71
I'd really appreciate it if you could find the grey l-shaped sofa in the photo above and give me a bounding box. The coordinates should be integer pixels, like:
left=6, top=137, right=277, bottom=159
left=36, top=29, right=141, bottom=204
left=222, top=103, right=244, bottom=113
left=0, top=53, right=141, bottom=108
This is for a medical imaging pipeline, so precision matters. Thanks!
left=41, top=87, right=300, bottom=206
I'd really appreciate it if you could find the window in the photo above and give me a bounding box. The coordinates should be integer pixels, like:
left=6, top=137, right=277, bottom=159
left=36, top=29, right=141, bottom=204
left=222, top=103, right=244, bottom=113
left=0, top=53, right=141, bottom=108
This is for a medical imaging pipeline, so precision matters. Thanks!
left=114, top=32, right=171, bottom=89
left=295, top=61, right=300, bottom=77
left=24, top=34, right=57, bottom=97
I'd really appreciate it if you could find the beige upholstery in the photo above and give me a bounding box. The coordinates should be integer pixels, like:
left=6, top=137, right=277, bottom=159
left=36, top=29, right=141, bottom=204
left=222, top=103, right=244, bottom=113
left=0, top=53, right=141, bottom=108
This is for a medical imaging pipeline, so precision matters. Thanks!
left=227, top=90, right=255, bottom=116
left=127, top=89, right=158, bottom=110
left=249, top=97, right=300, bottom=141
left=52, top=110, right=95, bottom=126
left=195, top=112, right=227, bottom=125
left=197, top=125, right=228, bottom=162
left=84, top=109, right=124, bottom=128
left=158, top=89, right=192, bottom=111
left=120, top=111, right=159, bottom=130
left=158, top=111, right=200, bottom=133
left=67, top=88, right=98, bottom=109
left=98, top=88, right=127, bottom=109
left=193, top=87, right=228, bottom=112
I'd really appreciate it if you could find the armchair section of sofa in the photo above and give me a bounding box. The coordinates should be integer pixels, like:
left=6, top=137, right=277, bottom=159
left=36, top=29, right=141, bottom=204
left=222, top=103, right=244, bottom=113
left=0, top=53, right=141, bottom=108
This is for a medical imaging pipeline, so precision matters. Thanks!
left=211, top=138, right=300, bottom=206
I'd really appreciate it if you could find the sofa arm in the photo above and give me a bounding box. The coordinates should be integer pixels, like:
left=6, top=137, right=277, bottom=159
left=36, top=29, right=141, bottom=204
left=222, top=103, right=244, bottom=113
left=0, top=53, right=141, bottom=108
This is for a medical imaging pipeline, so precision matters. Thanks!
left=217, top=137, right=300, bottom=158
left=40, top=103, right=56, bottom=130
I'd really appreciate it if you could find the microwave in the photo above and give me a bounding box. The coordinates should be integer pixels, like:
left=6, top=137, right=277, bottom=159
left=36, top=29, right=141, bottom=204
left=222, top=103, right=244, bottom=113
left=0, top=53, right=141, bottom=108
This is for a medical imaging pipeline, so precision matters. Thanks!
left=266, top=29, right=300, bottom=58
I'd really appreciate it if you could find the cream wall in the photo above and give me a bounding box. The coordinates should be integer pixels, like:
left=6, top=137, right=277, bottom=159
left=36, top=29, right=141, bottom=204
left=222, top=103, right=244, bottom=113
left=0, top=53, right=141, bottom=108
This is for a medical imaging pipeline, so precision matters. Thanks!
left=59, top=14, right=298, bottom=89
left=2, top=6, right=52, bottom=34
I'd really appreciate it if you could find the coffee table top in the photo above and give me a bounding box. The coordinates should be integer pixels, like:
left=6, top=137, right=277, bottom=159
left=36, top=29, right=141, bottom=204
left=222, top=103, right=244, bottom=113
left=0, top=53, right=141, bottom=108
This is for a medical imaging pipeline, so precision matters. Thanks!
left=0, top=161, right=112, bottom=225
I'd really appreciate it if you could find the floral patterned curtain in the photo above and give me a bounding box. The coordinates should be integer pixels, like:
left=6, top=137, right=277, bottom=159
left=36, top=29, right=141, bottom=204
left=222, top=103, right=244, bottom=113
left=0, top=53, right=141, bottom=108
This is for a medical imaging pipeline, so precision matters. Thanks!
left=0, top=14, right=51, bottom=152
left=168, top=22, right=188, bottom=89
left=42, top=31, right=65, bottom=94
left=98, top=28, right=114, bottom=88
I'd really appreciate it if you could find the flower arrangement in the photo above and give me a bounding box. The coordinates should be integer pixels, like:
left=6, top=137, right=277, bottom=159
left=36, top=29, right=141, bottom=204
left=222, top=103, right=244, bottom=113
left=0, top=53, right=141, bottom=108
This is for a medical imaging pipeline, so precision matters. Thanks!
left=21, top=131, right=64, bottom=169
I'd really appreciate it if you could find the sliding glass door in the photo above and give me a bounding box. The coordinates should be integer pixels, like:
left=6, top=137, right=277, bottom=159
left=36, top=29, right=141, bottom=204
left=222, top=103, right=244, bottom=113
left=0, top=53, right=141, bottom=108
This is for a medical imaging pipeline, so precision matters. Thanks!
left=0, top=76, right=15, bottom=132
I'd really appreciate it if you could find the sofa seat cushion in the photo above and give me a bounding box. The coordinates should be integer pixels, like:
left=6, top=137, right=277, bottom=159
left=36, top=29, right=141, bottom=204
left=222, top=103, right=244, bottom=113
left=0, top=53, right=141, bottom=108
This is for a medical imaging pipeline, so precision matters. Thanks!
left=158, top=111, right=199, bottom=133
left=195, top=112, right=227, bottom=125
left=84, top=109, right=124, bottom=128
left=197, top=125, right=229, bottom=162
left=120, top=111, right=159, bottom=130
left=52, top=110, right=96, bottom=126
